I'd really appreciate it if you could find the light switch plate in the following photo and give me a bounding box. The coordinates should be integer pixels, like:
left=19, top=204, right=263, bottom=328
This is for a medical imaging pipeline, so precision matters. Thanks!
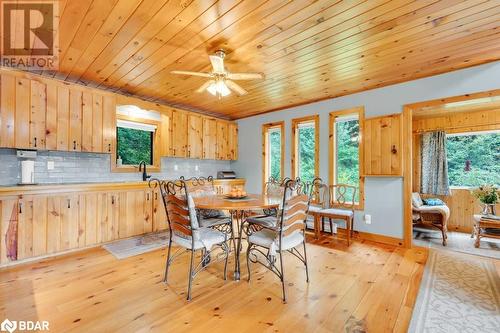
left=174, top=164, right=178, bottom=171
left=364, top=214, right=372, bottom=224
left=47, top=161, right=55, bottom=170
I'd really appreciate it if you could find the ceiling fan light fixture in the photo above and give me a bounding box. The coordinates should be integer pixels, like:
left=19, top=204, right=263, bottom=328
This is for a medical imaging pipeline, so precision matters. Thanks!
left=207, top=80, right=231, bottom=97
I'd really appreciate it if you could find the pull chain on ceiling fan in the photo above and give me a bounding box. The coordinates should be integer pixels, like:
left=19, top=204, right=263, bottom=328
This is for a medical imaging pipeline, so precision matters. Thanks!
left=171, top=50, right=264, bottom=99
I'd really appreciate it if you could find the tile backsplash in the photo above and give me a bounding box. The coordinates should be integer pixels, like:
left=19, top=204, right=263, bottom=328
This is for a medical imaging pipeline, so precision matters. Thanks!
left=0, top=148, right=233, bottom=185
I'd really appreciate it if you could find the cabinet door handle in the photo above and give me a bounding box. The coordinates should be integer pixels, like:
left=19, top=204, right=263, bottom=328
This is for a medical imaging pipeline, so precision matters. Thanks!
left=147, top=193, right=150, bottom=201
left=67, top=199, right=71, bottom=209
left=155, top=192, right=158, bottom=200
left=34, top=137, right=37, bottom=147
left=111, top=195, right=115, bottom=205
left=108, top=143, right=111, bottom=152
left=391, top=145, right=397, bottom=154
left=73, top=141, right=77, bottom=150
left=19, top=202, right=22, bottom=214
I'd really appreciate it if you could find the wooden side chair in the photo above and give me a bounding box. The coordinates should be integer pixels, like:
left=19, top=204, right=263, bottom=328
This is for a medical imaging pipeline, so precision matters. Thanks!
left=306, top=178, right=331, bottom=234
left=149, top=178, right=230, bottom=300
left=246, top=177, right=288, bottom=230
left=412, top=192, right=449, bottom=246
left=245, top=179, right=310, bottom=303
left=312, top=184, right=356, bottom=245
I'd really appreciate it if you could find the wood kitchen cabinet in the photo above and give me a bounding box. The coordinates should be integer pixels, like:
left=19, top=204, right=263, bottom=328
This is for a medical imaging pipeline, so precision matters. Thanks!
left=152, top=187, right=168, bottom=232
left=171, top=110, right=188, bottom=157
left=118, top=189, right=153, bottom=238
left=203, top=118, right=217, bottom=159
left=228, top=122, right=238, bottom=160
left=0, top=71, right=116, bottom=154
left=364, top=113, right=403, bottom=176
left=216, top=120, right=229, bottom=160
left=188, top=114, right=203, bottom=159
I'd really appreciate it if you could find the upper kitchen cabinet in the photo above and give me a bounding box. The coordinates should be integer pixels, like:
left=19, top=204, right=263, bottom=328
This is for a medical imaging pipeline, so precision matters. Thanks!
left=363, top=113, right=403, bottom=176
left=228, top=122, right=238, bottom=160
left=188, top=114, right=203, bottom=159
left=202, top=118, right=217, bottom=160
left=0, top=69, right=237, bottom=161
left=0, top=70, right=116, bottom=154
left=170, top=109, right=188, bottom=158
left=216, top=120, right=229, bottom=160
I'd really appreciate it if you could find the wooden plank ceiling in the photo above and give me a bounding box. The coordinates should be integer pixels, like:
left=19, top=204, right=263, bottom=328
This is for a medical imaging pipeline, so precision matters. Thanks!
left=7, top=0, right=500, bottom=119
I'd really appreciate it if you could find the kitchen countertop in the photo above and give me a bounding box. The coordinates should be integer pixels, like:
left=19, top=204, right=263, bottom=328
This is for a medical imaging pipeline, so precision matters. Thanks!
left=0, top=178, right=246, bottom=196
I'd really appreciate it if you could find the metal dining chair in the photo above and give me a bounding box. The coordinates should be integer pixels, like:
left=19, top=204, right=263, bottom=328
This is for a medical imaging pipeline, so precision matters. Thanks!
left=246, top=177, right=289, bottom=231
left=149, top=178, right=230, bottom=300
left=245, top=178, right=310, bottom=303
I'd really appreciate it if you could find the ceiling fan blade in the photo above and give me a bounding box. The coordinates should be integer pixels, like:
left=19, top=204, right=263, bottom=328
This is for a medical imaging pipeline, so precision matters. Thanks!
left=209, top=55, right=225, bottom=73
left=225, top=80, right=248, bottom=95
left=170, top=70, right=212, bottom=78
left=196, top=80, right=214, bottom=93
left=227, top=72, right=264, bottom=80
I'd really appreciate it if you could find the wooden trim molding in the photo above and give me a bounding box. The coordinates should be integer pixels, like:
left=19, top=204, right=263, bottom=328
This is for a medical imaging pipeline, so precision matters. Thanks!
left=328, top=107, right=365, bottom=210
left=262, top=121, right=285, bottom=192
left=291, top=115, right=320, bottom=179
left=405, top=89, right=500, bottom=248
left=112, top=114, right=162, bottom=173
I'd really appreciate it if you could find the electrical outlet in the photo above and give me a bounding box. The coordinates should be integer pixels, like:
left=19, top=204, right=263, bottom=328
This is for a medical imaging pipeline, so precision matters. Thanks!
left=47, top=161, right=55, bottom=170
left=364, top=214, right=372, bottom=224
left=174, top=164, right=178, bottom=171
left=195, top=165, right=199, bottom=171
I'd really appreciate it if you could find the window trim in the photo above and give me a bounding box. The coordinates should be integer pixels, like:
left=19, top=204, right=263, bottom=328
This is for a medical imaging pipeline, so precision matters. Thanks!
left=329, top=107, right=365, bottom=210
left=112, top=114, right=161, bottom=173
left=291, top=115, right=319, bottom=181
left=262, top=121, right=285, bottom=192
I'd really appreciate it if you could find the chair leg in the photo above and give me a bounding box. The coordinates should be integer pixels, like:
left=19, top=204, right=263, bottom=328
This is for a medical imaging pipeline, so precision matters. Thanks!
left=441, top=226, right=447, bottom=246
left=321, top=216, right=325, bottom=232
left=187, top=250, right=195, bottom=301
left=346, top=218, right=351, bottom=246
left=303, top=241, right=309, bottom=283
left=246, top=242, right=252, bottom=282
left=314, top=215, right=320, bottom=239
left=279, top=251, right=286, bottom=303
left=223, top=242, right=229, bottom=281
left=163, top=238, right=172, bottom=283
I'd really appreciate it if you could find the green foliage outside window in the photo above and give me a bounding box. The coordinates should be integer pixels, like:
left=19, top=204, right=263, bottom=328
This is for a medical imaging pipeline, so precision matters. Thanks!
left=269, top=130, right=281, bottom=180
left=336, top=119, right=360, bottom=202
left=117, top=127, right=153, bottom=165
left=298, top=125, right=316, bottom=183
left=446, top=132, right=499, bottom=187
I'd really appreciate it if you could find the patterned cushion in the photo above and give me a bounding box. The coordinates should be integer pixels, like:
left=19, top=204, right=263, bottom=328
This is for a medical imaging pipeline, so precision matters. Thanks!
left=412, top=192, right=424, bottom=208
left=198, top=209, right=224, bottom=219
left=247, top=216, right=278, bottom=229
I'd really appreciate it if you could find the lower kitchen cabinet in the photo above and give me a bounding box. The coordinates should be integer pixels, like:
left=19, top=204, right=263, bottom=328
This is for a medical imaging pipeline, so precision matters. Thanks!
left=0, top=180, right=244, bottom=265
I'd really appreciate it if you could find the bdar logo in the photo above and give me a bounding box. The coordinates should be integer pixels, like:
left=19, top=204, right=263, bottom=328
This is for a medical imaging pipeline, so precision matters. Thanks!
left=0, top=319, right=17, bottom=333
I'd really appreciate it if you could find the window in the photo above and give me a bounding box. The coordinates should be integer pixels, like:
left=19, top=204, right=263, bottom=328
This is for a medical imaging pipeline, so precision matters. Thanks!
left=116, top=119, right=156, bottom=166
left=330, top=107, right=365, bottom=208
left=262, top=122, right=284, bottom=188
left=292, top=115, right=319, bottom=183
left=446, top=131, right=500, bottom=187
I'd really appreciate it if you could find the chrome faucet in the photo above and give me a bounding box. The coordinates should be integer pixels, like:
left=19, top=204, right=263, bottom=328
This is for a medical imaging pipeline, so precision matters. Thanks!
left=138, top=161, right=151, bottom=181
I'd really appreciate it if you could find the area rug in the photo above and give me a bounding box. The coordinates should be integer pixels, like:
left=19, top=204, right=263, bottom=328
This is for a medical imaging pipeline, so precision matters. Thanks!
left=409, top=249, right=500, bottom=332
left=413, top=229, right=500, bottom=260
left=103, top=232, right=169, bottom=259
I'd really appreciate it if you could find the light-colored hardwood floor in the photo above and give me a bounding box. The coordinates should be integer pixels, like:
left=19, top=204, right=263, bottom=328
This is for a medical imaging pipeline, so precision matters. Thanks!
left=0, top=235, right=428, bottom=332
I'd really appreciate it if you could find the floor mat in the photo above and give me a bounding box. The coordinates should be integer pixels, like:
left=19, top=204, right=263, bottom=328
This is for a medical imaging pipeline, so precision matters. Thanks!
left=103, top=232, right=169, bottom=259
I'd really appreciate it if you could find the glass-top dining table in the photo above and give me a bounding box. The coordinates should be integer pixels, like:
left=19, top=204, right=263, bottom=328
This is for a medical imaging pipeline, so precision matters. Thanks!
left=193, top=194, right=281, bottom=281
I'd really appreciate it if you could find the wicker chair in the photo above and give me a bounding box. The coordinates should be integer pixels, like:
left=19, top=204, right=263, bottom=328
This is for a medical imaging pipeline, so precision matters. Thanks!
left=245, top=178, right=310, bottom=303
left=412, top=192, right=449, bottom=246
left=149, top=178, right=230, bottom=300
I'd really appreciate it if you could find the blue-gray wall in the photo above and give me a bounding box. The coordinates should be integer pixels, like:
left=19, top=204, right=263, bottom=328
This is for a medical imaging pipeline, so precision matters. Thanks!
left=231, top=61, right=500, bottom=238
left=0, top=149, right=231, bottom=186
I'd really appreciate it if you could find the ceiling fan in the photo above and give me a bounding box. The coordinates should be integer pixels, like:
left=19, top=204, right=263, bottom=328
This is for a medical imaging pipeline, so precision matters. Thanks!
left=170, top=50, right=264, bottom=99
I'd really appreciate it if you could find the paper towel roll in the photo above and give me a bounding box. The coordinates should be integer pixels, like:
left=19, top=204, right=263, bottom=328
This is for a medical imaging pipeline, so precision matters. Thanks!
left=21, top=160, right=35, bottom=184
